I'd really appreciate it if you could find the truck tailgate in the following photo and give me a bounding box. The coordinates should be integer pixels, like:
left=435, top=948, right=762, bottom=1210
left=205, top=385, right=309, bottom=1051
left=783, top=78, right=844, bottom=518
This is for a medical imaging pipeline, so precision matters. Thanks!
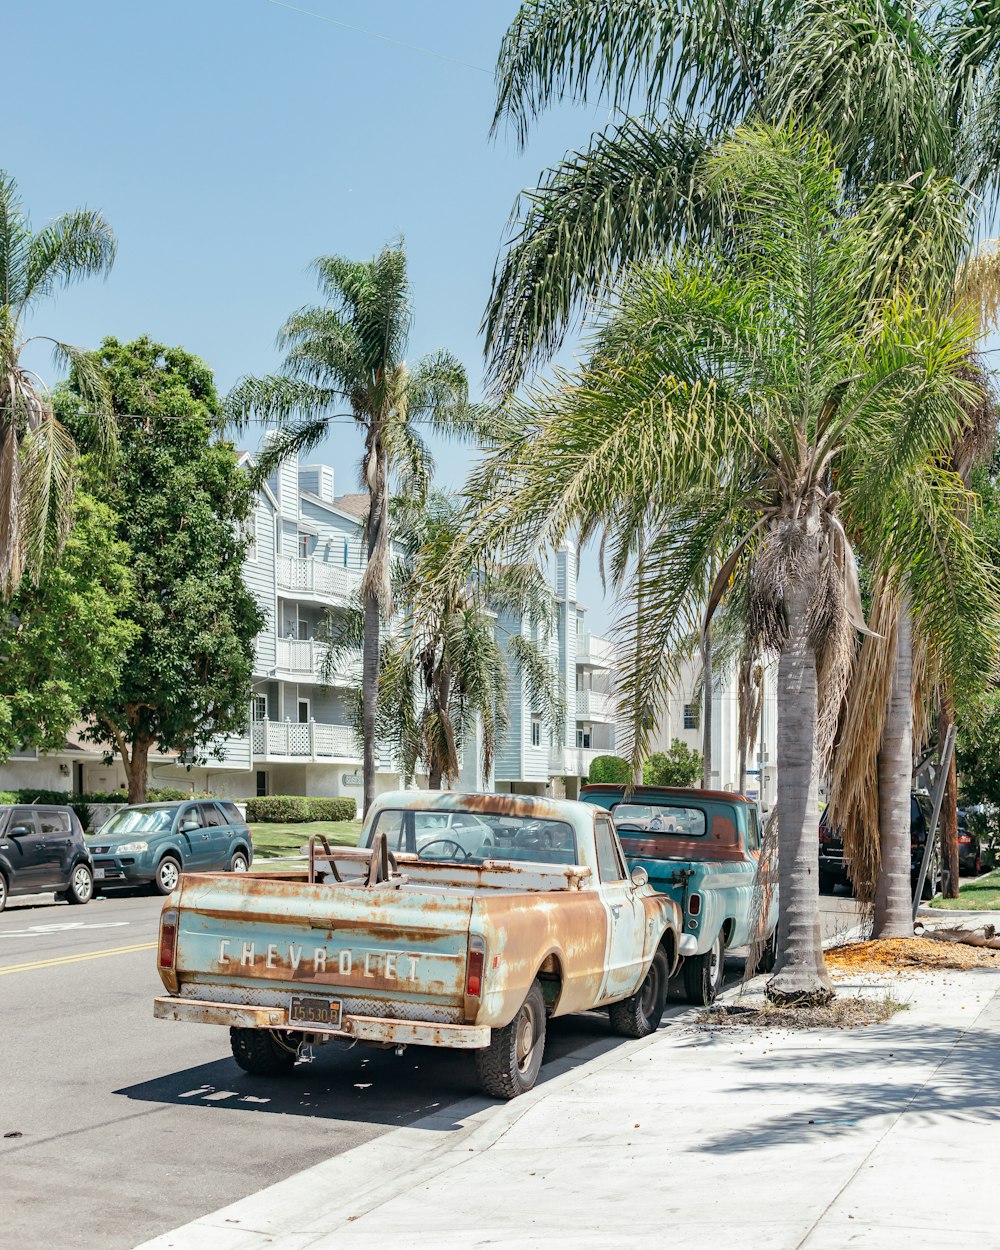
left=167, top=873, right=475, bottom=1015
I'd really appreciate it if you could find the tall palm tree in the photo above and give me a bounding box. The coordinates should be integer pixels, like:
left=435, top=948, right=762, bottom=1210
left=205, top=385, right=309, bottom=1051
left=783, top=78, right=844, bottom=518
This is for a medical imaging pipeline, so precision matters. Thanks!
left=227, top=243, right=478, bottom=815
left=463, top=125, right=993, bottom=1002
left=0, top=171, right=116, bottom=598
left=378, top=493, right=563, bottom=789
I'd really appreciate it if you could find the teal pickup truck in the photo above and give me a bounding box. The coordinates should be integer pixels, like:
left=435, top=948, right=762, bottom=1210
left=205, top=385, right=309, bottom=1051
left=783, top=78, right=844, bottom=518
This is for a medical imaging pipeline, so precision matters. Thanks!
left=580, top=785, right=777, bottom=1005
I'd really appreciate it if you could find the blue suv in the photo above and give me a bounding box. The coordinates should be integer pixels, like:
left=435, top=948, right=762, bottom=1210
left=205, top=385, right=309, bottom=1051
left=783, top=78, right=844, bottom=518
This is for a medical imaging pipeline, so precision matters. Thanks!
left=89, top=800, right=253, bottom=895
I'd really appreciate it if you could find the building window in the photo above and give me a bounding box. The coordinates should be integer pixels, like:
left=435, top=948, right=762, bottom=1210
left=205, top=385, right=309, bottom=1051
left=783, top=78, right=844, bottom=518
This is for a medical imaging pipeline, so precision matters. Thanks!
left=253, top=695, right=267, bottom=721
left=297, top=698, right=310, bottom=724
left=683, top=702, right=700, bottom=730
left=298, top=533, right=309, bottom=558
left=531, top=716, right=542, bottom=747
left=244, top=516, right=258, bottom=562
left=577, top=728, right=592, bottom=748
left=255, top=770, right=268, bottom=797
left=297, top=619, right=309, bottom=641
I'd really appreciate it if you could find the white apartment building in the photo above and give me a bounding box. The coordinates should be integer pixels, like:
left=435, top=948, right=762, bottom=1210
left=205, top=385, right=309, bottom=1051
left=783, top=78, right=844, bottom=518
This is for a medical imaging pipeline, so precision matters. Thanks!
left=0, top=450, right=620, bottom=801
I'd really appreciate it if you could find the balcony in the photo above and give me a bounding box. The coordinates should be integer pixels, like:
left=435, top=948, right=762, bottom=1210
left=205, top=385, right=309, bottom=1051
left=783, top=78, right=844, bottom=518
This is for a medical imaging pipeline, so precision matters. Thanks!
left=550, top=745, right=616, bottom=778
left=575, top=690, right=615, bottom=720
left=251, top=719, right=362, bottom=762
left=275, top=638, right=361, bottom=684
left=277, top=555, right=361, bottom=604
left=577, top=632, right=614, bottom=668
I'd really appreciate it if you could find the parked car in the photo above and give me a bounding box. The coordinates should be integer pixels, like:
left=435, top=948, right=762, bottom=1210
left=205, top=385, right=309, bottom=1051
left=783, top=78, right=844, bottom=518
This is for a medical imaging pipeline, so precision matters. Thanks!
left=581, top=785, right=778, bottom=1005
left=0, top=804, right=94, bottom=911
left=89, top=800, right=253, bottom=895
left=153, top=790, right=690, bottom=1100
left=957, top=811, right=983, bottom=876
left=818, top=792, right=941, bottom=897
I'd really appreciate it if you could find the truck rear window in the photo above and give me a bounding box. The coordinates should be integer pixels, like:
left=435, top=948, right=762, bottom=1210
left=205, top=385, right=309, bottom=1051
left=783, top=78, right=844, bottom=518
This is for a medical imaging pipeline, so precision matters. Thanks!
left=612, top=804, right=707, bottom=838
left=368, top=810, right=578, bottom=867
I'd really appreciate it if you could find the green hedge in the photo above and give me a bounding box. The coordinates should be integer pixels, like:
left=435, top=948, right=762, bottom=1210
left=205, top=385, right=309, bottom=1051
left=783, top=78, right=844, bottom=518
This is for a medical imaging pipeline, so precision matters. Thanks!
left=0, top=786, right=215, bottom=805
left=245, top=796, right=357, bottom=823
left=586, top=755, right=633, bottom=784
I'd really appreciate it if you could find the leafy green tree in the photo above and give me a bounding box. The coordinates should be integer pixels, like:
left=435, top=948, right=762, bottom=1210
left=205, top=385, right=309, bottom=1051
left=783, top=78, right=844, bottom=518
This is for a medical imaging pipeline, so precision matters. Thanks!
left=643, top=741, right=704, bottom=789
left=465, top=125, right=993, bottom=1003
left=227, top=243, right=480, bottom=815
left=587, top=755, right=631, bottom=785
left=63, top=337, right=265, bottom=802
left=0, top=490, right=136, bottom=757
left=0, top=171, right=116, bottom=598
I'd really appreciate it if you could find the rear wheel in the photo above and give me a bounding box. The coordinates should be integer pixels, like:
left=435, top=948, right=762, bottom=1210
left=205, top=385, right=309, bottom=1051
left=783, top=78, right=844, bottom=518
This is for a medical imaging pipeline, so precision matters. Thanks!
left=476, top=980, right=546, bottom=1100
left=153, top=856, right=181, bottom=896
left=0, top=872, right=6, bottom=913
left=609, top=946, right=669, bottom=1038
left=819, top=871, right=836, bottom=895
left=683, top=931, right=725, bottom=1006
left=64, top=863, right=93, bottom=905
left=757, top=928, right=779, bottom=974
left=230, top=1028, right=299, bottom=1075
left=229, top=850, right=249, bottom=873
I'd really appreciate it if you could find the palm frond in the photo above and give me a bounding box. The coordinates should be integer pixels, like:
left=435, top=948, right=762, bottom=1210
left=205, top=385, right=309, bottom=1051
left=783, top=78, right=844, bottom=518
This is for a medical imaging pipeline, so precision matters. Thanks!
left=21, top=208, right=116, bottom=308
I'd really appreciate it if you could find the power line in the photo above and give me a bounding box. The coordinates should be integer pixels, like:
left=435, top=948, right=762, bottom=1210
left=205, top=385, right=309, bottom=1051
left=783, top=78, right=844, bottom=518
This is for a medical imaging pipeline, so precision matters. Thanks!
left=262, top=0, right=492, bottom=76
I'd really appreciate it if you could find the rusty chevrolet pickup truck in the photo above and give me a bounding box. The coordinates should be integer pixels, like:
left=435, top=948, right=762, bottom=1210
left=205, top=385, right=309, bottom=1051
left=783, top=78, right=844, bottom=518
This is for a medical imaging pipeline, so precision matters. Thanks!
left=153, top=791, right=689, bottom=1099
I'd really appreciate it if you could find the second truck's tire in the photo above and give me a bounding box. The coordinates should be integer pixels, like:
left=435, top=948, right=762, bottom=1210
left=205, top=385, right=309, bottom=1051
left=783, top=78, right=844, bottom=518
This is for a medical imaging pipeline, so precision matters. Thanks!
left=609, top=945, right=669, bottom=1038
left=683, top=931, right=725, bottom=1006
left=230, top=1027, right=298, bottom=1075
left=476, top=979, right=546, bottom=1100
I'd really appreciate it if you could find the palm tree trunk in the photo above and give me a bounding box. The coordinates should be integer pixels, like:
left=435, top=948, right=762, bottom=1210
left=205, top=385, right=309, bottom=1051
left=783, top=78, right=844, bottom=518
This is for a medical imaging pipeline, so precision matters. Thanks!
left=766, top=573, right=833, bottom=1005
left=874, top=597, right=914, bottom=937
left=702, top=628, right=713, bottom=789
left=361, top=447, right=389, bottom=818
left=938, top=691, right=960, bottom=899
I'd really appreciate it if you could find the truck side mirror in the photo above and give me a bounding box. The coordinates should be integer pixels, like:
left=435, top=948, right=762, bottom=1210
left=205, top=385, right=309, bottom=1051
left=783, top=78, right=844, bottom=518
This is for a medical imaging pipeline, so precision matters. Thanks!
left=629, top=865, right=649, bottom=889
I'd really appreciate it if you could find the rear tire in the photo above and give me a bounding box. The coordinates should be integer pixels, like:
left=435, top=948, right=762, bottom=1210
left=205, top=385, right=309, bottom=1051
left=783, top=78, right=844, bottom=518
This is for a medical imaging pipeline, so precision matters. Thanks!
left=819, top=872, right=836, bottom=895
left=229, top=850, right=249, bottom=873
left=609, top=946, right=669, bottom=1038
left=230, top=1028, right=298, bottom=1075
left=683, top=931, right=725, bottom=1006
left=757, top=928, right=779, bottom=974
left=0, top=872, right=6, bottom=913
left=65, top=863, right=93, bottom=905
left=153, top=856, right=181, bottom=896
left=476, top=980, right=546, bottom=1100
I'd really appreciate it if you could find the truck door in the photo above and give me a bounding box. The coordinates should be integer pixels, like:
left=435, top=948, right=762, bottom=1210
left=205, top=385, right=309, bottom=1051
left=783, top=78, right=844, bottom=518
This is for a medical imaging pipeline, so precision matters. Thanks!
left=594, top=814, right=645, bottom=1002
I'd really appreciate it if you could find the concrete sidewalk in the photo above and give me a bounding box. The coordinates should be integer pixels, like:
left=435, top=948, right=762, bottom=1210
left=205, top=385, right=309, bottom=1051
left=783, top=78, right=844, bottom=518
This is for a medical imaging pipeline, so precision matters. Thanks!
left=138, top=968, right=1000, bottom=1250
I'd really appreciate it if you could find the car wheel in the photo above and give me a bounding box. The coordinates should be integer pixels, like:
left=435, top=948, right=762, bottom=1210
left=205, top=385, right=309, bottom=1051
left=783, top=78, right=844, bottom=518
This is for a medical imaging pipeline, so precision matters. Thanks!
left=757, top=928, right=779, bottom=974
left=65, top=863, right=94, bottom=905
left=230, top=1028, right=299, bottom=1075
left=476, top=979, right=546, bottom=1100
left=609, top=945, right=669, bottom=1038
left=153, top=856, right=181, bottom=896
left=819, top=872, right=836, bottom=895
left=229, top=850, right=249, bottom=873
left=683, top=931, right=725, bottom=1006
left=0, top=872, right=6, bottom=913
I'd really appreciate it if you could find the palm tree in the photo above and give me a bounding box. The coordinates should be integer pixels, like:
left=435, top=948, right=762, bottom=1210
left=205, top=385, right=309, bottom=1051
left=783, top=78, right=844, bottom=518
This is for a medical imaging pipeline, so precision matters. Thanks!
left=487, top=1, right=1000, bottom=937
left=463, top=125, right=993, bottom=1002
left=227, top=243, right=479, bottom=815
left=378, top=493, right=563, bottom=788
left=0, top=171, right=116, bottom=598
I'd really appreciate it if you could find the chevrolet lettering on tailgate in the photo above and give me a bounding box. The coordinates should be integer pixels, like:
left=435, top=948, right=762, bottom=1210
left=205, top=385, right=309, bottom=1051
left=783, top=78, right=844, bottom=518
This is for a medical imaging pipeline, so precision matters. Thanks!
left=154, top=791, right=690, bottom=1100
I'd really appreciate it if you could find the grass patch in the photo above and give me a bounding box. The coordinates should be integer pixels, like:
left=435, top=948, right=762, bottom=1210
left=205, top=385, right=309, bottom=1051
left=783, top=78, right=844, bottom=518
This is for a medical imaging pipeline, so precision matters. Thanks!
left=251, top=820, right=363, bottom=859
left=698, top=996, right=908, bottom=1030
left=929, top=870, right=1000, bottom=910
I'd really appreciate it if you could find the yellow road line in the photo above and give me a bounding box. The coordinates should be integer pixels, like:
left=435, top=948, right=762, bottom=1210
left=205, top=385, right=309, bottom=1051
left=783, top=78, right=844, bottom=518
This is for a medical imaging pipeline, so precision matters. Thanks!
left=0, top=940, right=157, bottom=975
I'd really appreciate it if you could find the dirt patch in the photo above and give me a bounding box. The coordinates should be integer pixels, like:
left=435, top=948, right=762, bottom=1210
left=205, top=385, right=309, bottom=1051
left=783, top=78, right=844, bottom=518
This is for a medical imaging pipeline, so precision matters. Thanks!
left=698, top=997, right=906, bottom=1030
left=825, top=937, right=1000, bottom=976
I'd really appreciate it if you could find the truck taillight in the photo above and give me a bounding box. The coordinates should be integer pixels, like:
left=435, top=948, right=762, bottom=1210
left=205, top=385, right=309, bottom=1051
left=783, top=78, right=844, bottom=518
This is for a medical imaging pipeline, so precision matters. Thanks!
left=466, top=936, right=486, bottom=998
left=689, top=893, right=702, bottom=916
left=159, top=908, right=178, bottom=970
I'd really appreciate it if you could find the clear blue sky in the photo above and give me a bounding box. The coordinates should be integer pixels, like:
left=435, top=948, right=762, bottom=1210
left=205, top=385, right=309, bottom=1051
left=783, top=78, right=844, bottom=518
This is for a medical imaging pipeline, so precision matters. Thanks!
left=11, top=0, right=616, bottom=627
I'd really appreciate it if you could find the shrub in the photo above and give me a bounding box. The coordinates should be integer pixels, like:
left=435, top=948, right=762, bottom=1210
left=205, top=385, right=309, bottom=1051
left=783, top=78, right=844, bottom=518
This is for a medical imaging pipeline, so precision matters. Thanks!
left=643, top=740, right=704, bottom=788
left=587, top=755, right=632, bottom=785
left=245, top=795, right=357, bottom=823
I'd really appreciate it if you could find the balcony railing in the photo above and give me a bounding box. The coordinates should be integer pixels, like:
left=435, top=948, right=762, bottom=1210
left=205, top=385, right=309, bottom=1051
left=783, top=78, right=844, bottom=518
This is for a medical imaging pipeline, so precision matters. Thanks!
left=576, top=632, right=614, bottom=667
left=277, top=555, right=361, bottom=602
left=275, top=638, right=361, bottom=684
left=575, top=690, right=615, bottom=720
left=550, top=745, right=617, bottom=777
left=251, top=719, right=362, bottom=761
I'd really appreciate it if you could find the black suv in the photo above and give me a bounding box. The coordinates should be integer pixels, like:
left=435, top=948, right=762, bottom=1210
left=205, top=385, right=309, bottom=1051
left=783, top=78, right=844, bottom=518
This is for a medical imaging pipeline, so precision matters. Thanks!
left=0, top=805, right=94, bottom=912
left=819, top=792, right=941, bottom=897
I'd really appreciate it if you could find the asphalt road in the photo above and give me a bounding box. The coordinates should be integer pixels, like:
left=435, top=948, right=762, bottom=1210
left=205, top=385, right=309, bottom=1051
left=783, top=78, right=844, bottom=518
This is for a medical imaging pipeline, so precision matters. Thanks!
left=0, top=887, right=862, bottom=1250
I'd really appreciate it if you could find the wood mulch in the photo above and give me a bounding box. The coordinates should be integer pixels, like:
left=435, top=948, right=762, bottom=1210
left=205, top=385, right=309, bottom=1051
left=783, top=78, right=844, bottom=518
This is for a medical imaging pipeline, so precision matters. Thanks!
left=824, top=937, right=1000, bottom=976
left=698, top=998, right=906, bottom=1029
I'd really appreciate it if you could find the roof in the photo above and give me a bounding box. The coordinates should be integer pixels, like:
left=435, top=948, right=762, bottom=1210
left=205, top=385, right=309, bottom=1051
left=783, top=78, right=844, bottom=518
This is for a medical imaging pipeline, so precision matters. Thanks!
left=333, top=492, right=370, bottom=519
left=580, top=783, right=756, bottom=805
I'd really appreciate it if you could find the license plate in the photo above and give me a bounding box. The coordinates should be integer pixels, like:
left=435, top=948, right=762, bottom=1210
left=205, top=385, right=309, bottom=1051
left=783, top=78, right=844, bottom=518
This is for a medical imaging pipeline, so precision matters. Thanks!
left=93, top=868, right=105, bottom=880
left=288, top=996, right=342, bottom=1029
